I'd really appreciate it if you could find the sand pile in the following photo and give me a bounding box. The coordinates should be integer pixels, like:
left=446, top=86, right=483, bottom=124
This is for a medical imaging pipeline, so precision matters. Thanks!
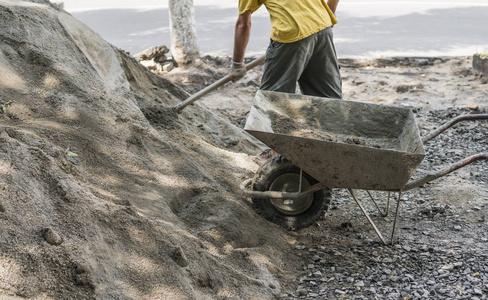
left=0, top=1, right=298, bottom=299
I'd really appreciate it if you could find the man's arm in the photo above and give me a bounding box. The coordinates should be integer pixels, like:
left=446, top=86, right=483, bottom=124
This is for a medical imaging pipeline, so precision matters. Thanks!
left=327, top=0, right=339, bottom=14
left=230, top=10, right=252, bottom=81
left=233, top=10, right=252, bottom=62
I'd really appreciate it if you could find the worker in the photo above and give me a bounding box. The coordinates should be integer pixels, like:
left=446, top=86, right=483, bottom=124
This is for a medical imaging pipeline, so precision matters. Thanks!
left=230, top=0, right=342, bottom=100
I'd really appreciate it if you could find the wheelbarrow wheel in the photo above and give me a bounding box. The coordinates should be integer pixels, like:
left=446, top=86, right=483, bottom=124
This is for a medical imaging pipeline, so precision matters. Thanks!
left=252, top=155, right=331, bottom=230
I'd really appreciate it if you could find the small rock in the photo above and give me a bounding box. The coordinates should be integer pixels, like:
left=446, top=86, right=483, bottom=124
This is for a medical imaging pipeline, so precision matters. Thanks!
left=72, top=265, right=93, bottom=286
left=162, top=61, right=174, bottom=72
left=473, top=288, right=483, bottom=295
left=0, top=202, right=5, bottom=213
left=43, top=228, right=63, bottom=246
left=74, top=273, right=93, bottom=287
left=168, top=246, right=189, bottom=267
left=354, top=280, right=365, bottom=287
left=140, top=60, right=158, bottom=70
left=313, top=271, right=322, bottom=277
left=297, top=289, right=308, bottom=296
left=154, top=54, right=168, bottom=63
left=134, top=45, right=169, bottom=61
left=440, top=264, right=454, bottom=271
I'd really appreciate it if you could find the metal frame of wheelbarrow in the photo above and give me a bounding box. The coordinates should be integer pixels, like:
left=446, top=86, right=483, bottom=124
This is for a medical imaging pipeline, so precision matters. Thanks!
left=240, top=92, right=488, bottom=245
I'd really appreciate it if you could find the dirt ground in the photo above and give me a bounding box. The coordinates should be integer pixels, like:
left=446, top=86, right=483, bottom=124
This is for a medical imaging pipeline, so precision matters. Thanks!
left=164, top=55, right=488, bottom=114
left=159, top=42, right=488, bottom=299
left=0, top=1, right=487, bottom=300
left=0, top=1, right=291, bottom=299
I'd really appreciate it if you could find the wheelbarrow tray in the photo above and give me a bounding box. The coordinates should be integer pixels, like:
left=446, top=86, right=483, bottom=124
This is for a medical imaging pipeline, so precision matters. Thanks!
left=244, top=91, right=426, bottom=191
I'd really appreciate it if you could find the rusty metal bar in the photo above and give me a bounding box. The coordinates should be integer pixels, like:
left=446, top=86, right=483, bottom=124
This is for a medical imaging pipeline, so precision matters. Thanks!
left=366, top=190, right=390, bottom=217
left=422, top=114, right=488, bottom=144
left=298, top=168, right=303, bottom=193
left=390, top=191, right=402, bottom=244
left=348, top=189, right=388, bottom=245
left=349, top=189, right=402, bottom=245
left=403, top=153, right=488, bottom=191
left=239, top=178, right=326, bottom=199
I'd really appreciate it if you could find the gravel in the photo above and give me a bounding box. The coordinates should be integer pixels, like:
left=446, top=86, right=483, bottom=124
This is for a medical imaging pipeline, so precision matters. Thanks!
left=279, top=106, right=488, bottom=300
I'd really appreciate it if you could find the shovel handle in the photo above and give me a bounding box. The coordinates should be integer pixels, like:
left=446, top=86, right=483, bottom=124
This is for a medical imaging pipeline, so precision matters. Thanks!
left=174, top=55, right=266, bottom=113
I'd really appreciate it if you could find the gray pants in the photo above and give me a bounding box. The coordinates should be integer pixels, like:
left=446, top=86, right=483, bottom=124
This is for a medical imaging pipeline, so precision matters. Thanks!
left=260, top=27, right=342, bottom=99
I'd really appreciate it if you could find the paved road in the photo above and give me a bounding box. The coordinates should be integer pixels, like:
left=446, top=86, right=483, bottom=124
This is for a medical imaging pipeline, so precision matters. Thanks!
left=63, top=0, right=488, bottom=58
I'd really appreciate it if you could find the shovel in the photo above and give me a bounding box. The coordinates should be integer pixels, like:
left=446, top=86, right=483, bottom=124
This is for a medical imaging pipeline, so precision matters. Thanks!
left=173, top=55, right=266, bottom=113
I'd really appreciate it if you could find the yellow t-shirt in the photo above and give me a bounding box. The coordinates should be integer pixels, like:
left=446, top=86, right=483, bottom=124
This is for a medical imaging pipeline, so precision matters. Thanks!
left=238, top=0, right=338, bottom=43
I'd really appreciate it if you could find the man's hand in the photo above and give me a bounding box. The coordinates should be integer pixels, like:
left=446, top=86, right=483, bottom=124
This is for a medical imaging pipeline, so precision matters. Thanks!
left=229, top=61, right=247, bottom=82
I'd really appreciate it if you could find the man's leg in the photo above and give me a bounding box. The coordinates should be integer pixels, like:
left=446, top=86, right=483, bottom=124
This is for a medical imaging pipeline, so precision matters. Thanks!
left=257, top=38, right=315, bottom=161
left=298, top=27, right=342, bottom=99
left=260, top=37, right=314, bottom=92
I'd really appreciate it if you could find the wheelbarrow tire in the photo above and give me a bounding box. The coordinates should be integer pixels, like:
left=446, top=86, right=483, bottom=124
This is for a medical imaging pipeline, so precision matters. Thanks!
left=252, top=155, right=331, bottom=230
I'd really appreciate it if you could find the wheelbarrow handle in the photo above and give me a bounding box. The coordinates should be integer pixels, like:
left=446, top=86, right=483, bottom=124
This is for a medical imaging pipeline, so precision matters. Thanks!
left=403, top=152, right=488, bottom=191
left=173, top=55, right=266, bottom=113
left=422, top=114, right=488, bottom=144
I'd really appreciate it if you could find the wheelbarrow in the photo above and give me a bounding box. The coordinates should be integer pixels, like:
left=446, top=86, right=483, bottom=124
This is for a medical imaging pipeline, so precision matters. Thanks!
left=240, top=90, right=488, bottom=245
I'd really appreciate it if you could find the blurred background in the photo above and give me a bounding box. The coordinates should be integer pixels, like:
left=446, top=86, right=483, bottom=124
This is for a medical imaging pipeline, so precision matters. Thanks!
left=62, top=0, right=488, bottom=58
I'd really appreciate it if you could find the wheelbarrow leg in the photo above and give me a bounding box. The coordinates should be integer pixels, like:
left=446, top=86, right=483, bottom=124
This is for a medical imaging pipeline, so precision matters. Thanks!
left=390, top=190, right=402, bottom=244
left=348, top=189, right=402, bottom=245
left=366, top=190, right=390, bottom=217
